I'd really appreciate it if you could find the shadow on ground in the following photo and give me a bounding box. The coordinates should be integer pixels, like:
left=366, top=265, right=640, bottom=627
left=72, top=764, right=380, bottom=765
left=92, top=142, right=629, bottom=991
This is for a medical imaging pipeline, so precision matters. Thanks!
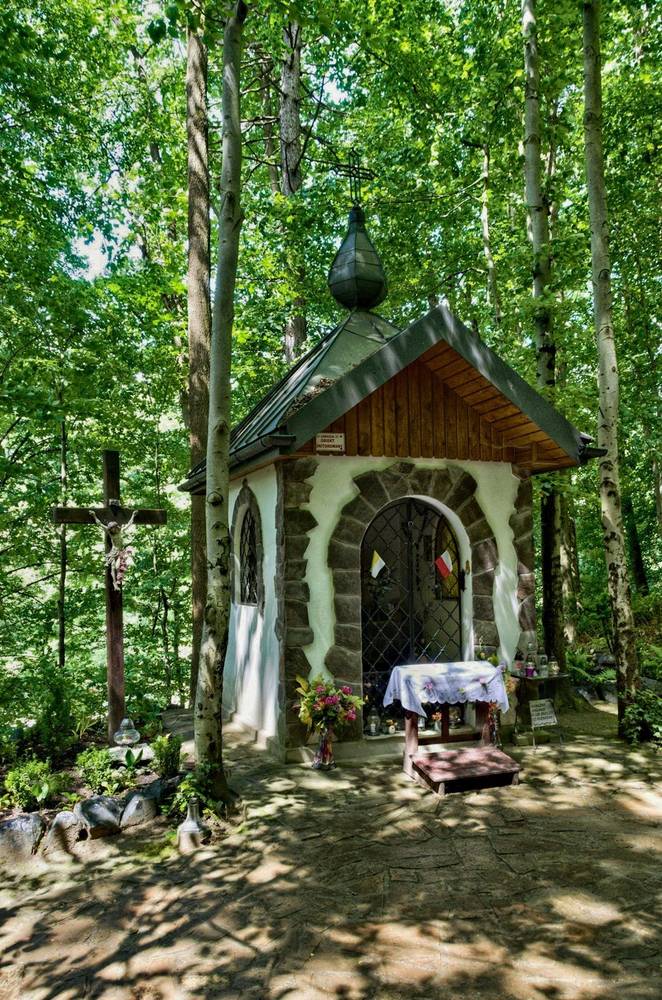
left=1, top=705, right=660, bottom=1000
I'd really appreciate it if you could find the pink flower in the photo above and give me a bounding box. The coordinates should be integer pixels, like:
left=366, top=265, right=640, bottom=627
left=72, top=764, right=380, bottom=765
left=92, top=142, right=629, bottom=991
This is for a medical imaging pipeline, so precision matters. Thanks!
left=341, top=685, right=352, bottom=695
left=315, top=684, right=325, bottom=693
left=324, top=695, right=339, bottom=706
left=346, top=709, right=356, bottom=721
left=313, top=700, right=324, bottom=711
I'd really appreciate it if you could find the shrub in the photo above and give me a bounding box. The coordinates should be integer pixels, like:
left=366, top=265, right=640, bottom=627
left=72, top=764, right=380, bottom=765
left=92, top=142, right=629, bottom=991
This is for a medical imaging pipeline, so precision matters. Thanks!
left=3, top=758, right=69, bottom=810
left=566, top=647, right=616, bottom=690
left=168, top=763, right=220, bottom=818
left=639, top=644, right=662, bottom=683
left=76, top=747, right=115, bottom=793
left=152, top=734, right=182, bottom=779
left=622, top=689, right=662, bottom=747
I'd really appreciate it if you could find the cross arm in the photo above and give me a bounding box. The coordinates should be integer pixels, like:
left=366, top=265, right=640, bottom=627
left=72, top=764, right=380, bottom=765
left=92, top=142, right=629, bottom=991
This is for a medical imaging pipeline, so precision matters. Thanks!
left=52, top=507, right=167, bottom=526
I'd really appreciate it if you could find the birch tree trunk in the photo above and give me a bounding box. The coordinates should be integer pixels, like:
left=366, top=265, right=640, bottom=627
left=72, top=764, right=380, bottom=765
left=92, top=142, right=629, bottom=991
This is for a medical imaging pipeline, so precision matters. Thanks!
left=194, top=0, right=247, bottom=798
left=522, top=0, right=564, bottom=666
left=480, top=145, right=502, bottom=326
left=57, top=411, right=67, bottom=669
left=186, top=23, right=211, bottom=707
left=280, top=21, right=306, bottom=362
left=582, top=0, right=639, bottom=725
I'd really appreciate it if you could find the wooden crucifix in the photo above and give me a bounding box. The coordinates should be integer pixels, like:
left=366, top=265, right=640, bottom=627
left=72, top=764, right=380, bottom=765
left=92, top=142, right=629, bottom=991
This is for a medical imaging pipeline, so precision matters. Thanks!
left=52, top=450, right=167, bottom=743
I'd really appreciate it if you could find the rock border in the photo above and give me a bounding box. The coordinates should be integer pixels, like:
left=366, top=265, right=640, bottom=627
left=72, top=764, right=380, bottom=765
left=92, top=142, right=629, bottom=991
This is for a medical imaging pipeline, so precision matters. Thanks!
left=0, top=776, right=180, bottom=865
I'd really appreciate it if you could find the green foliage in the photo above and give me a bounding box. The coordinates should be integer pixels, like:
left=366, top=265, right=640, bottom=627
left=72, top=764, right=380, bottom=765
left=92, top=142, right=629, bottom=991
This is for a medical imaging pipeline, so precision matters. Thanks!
left=566, top=648, right=616, bottom=690
left=122, top=747, right=144, bottom=783
left=75, top=748, right=117, bottom=794
left=639, top=645, right=662, bottom=683
left=168, top=764, right=219, bottom=818
left=3, top=758, right=70, bottom=811
left=0, top=0, right=659, bottom=747
left=152, top=734, right=182, bottom=779
left=622, top=689, right=662, bottom=747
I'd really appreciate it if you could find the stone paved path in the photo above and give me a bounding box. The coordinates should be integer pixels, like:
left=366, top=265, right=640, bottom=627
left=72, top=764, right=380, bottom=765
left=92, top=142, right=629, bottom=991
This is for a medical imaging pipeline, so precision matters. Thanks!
left=1, top=708, right=660, bottom=1000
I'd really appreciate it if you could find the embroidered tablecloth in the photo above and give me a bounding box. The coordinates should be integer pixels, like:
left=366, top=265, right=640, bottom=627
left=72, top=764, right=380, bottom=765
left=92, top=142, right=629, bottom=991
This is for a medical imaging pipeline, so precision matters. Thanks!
left=383, top=661, right=509, bottom=716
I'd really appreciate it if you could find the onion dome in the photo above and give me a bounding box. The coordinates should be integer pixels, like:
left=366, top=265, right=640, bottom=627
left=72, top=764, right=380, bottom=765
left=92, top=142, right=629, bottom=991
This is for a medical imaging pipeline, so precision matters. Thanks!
left=327, top=206, right=388, bottom=311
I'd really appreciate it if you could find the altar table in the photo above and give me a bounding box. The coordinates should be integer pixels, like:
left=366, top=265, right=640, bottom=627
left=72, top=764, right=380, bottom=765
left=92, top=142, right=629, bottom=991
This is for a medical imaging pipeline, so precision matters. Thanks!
left=383, top=661, right=510, bottom=779
left=383, top=661, right=510, bottom=716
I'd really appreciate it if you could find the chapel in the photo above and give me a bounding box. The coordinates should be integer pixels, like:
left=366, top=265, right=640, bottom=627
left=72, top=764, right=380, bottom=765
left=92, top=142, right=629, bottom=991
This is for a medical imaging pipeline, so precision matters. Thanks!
left=180, top=204, right=598, bottom=759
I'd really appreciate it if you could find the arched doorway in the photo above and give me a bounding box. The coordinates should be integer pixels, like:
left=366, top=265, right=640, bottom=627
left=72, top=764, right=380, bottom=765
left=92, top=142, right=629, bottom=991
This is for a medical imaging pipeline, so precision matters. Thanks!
left=361, top=497, right=463, bottom=713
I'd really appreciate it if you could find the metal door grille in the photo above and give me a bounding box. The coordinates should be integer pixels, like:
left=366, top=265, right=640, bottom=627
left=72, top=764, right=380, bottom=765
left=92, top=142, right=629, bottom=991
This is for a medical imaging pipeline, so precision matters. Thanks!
left=361, top=498, right=462, bottom=712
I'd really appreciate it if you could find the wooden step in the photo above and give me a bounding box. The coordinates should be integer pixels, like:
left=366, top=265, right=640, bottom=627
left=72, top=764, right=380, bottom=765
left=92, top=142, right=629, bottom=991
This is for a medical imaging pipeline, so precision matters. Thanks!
left=410, top=746, right=520, bottom=796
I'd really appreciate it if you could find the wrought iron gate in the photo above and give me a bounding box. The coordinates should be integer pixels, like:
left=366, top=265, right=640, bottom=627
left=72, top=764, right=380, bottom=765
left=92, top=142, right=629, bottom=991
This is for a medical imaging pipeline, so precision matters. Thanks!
left=361, top=498, right=462, bottom=712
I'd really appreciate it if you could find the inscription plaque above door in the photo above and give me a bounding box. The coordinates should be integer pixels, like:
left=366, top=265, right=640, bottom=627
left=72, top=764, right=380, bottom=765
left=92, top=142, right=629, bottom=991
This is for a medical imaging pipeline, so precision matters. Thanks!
left=315, top=432, right=346, bottom=454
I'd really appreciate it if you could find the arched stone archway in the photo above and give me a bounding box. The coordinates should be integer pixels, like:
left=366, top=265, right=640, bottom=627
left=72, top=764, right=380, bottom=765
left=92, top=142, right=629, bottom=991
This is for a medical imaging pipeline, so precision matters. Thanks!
left=325, top=463, right=499, bottom=720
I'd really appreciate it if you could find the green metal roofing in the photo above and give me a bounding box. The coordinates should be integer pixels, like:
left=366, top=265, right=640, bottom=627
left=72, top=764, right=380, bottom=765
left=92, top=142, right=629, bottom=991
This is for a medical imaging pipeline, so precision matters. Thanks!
left=181, top=309, right=401, bottom=490
left=179, top=302, right=596, bottom=493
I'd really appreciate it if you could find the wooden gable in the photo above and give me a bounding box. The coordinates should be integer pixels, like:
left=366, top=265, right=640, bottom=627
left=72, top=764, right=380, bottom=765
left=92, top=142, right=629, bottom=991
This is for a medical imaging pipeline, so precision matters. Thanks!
left=306, top=341, right=576, bottom=470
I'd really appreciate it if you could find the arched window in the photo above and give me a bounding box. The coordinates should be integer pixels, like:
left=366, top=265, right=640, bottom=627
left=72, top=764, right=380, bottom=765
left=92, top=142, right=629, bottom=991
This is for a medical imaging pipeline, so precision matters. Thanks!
left=232, top=483, right=264, bottom=608
left=239, top=508, right=258, bottom=605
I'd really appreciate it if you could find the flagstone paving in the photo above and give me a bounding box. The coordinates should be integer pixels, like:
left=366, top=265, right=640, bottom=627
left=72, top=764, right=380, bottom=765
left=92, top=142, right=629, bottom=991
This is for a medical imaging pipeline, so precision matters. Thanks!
left=1, top=706, right=660, bottom=1000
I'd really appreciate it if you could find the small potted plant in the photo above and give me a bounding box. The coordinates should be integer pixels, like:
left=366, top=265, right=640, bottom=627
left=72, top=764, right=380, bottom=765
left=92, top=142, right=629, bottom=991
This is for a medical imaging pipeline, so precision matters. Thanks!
left=295, top=676, right=363, bottom=770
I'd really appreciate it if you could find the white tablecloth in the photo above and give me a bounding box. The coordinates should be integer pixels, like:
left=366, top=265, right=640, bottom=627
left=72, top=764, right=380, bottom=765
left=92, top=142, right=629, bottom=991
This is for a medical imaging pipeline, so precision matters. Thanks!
left=383, top=661, right=510, bottom=716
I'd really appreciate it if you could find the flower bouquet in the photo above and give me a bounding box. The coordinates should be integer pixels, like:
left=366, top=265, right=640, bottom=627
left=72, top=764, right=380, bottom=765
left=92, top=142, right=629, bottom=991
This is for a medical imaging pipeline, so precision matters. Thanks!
left=295, top=675, right=363, bottom=770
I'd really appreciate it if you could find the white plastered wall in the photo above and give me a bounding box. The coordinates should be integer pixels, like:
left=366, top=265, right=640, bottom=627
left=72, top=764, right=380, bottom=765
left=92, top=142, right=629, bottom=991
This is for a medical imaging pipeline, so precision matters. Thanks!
left=223, top=465, right=280, bottom=745
left=303, top=456, right=521, bottom=679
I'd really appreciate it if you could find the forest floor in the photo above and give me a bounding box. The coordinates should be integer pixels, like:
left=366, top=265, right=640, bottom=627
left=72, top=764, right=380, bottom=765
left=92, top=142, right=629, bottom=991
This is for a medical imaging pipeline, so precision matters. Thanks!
left=1, top=703, right=660, bottom=1000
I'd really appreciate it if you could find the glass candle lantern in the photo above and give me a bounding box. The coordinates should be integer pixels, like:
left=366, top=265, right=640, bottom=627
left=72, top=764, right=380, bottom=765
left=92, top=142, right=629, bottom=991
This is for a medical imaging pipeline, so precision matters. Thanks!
left=113, top=717, right=140, bottom=746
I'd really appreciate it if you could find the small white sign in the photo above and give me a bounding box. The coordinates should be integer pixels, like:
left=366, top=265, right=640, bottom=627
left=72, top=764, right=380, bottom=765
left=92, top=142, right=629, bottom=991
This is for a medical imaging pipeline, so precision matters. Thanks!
left=315, top=432, right=345, bottom=454
left=529, top=698, right=558, bottom=728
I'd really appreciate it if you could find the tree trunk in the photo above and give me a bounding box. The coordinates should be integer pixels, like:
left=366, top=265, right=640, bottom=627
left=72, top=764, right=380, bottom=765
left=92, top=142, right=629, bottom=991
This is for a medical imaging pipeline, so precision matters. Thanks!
left=259, top=52, right=280, bottom=194
left=560, top=492, right=580, bottom=644
left=57, top=412, right=67, bottom=669
left=194, top=0, right=247, bottom=800
left=280, top=22, right=306, bottom=362
left=480, top=145, right=502, bottom=325
left=541, top=487, right=565, bottom=666
left=186, top=24, right=211, bottom=707
left=522, top=0, right=555, bottom=390
left=654, top=455, right=662, bottom=531
left=583, top=0, right=639, bottom=727
left=622, top=493, right=649, bottom=595
left=522, top=0, right=564, bottom=663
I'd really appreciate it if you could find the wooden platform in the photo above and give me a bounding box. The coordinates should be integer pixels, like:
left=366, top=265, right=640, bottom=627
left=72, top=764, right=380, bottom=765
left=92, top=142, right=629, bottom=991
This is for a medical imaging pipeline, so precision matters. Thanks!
left=410, top=746, right=520, bottom=796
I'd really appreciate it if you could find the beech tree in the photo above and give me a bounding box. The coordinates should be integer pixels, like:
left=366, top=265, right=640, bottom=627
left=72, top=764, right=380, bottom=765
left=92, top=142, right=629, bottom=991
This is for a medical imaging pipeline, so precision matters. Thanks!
left=194, top=0, right=248, bottom=797
left=582, top=0, right=639, bottom=725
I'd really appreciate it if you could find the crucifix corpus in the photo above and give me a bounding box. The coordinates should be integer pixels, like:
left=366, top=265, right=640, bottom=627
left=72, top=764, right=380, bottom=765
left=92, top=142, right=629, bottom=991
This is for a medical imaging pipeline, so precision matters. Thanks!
left=52, top=449, right=167, bottom=743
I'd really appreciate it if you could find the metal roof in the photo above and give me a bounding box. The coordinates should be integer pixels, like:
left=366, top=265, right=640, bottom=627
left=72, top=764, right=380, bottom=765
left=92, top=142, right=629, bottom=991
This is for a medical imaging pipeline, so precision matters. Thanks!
left=179, top=302, right=597, bottom=492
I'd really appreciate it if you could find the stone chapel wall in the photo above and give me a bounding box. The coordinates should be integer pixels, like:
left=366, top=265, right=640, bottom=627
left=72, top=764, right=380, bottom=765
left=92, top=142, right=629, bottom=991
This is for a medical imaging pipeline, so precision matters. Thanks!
left=277, top=455, right=523, bottom=746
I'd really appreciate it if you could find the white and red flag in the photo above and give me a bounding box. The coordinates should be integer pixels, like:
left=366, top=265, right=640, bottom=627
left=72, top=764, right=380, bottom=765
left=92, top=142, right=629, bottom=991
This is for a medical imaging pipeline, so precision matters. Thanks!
left=435, top=549, right=453, bottom=579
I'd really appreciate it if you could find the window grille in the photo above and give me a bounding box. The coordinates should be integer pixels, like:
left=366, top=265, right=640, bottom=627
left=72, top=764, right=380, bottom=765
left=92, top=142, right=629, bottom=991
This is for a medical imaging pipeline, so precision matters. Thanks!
left=239, top=509, right=258, bottom=605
